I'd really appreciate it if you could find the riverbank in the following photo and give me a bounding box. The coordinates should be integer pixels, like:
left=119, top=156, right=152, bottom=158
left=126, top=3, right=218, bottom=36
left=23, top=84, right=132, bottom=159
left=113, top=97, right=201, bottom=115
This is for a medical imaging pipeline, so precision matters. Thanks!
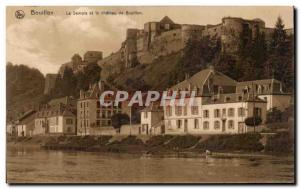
left=7, top=132, right=294, bottom=158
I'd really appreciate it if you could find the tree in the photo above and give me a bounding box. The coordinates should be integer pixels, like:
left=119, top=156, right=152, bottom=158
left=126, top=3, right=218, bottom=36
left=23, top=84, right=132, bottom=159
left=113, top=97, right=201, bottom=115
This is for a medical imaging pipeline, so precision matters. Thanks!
left=265, top=17, right=294, bottom=91
left=111, top=113, right=130, bottom=132
left=245, top=116, right=262, bottom=133
left=168, top=36, right=221, bottom=85
left=266, top=108, right=283, bottom=124
left=270, top=16, right=287, bottom=55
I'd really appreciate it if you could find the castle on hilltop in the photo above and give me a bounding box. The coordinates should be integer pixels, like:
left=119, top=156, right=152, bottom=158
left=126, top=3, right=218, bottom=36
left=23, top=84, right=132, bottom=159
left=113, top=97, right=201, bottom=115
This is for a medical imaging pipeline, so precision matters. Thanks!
left=59, top=51, right=103, bottom=75
left=97, top=16, right=293, bottom=78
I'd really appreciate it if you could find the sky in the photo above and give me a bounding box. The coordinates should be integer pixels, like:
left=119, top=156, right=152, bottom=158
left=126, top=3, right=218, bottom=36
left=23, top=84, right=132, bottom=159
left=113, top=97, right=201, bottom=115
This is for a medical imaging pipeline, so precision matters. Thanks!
left=6, top=6, right=294, bottom=75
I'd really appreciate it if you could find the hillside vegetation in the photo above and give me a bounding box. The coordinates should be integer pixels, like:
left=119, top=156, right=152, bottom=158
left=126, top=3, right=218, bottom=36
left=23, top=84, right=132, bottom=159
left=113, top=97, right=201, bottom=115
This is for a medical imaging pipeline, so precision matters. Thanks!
left=6, top=63, right=45, bottom=121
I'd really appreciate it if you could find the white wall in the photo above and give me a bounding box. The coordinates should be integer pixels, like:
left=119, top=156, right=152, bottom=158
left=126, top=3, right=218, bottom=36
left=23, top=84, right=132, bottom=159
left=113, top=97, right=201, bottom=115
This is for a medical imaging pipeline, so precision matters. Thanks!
left=163, top=97, right=267, bottom=135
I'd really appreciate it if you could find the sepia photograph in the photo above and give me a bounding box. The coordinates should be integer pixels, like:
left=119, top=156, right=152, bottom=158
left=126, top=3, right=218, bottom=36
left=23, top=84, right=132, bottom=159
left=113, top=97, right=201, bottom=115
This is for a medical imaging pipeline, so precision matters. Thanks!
left=6, top=6, right=295, bottom=184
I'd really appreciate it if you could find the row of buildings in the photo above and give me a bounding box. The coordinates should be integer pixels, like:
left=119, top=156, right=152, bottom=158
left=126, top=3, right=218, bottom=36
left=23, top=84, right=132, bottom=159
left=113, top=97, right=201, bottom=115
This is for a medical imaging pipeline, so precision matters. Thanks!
left=7, top=67, right=292, bottom=137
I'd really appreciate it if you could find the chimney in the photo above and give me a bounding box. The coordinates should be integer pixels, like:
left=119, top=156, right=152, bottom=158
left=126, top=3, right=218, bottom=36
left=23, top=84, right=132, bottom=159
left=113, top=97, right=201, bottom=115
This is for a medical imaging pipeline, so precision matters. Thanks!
left=185, top=73, right=190, bottom=80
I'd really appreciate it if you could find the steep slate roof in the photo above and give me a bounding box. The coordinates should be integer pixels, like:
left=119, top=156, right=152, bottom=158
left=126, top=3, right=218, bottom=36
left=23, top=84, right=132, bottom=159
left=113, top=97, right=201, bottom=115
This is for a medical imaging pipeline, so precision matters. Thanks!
left=17, top=110, right=36, bottom=124
left=36, top=104, right=75, bottom=118
left=202, top=93, right=267, bottom=105
left=171, top=68, right=237, bottom=94
left=48, top=96, right=76, bottom=107
left=237, top=78, right=281, bottom=86
left=160, top=16, right=175, bottom=25
left=80, top=80, right=119, bottom=100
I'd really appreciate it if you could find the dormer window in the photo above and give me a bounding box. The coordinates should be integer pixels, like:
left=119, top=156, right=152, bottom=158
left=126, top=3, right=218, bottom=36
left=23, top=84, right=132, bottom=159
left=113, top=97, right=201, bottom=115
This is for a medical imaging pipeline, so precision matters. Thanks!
left=225, top=96, right=231, bottom=102
left=238, top=96, right=243, bottom=101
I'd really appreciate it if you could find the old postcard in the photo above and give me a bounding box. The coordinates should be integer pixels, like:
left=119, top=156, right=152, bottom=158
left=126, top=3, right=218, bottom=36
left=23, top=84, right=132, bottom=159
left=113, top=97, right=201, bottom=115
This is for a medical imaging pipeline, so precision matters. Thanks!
left=6, top=6, right=295, bottom=184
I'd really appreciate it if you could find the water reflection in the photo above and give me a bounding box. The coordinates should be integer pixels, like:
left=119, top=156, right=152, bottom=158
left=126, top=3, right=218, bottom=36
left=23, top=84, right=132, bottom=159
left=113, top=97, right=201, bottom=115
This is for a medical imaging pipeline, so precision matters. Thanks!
left=7, top=146, right=294, bottom=183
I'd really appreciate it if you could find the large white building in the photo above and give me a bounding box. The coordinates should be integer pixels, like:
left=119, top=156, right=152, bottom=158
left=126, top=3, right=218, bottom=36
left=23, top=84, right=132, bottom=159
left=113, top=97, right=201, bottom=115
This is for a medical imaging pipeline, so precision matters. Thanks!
left=160, top=67, right=291, bottom=135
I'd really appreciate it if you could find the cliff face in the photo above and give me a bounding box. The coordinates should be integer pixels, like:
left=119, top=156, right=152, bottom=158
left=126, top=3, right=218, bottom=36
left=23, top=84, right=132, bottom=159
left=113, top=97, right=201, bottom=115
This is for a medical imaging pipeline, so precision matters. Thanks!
left=97, top=16, right=293, bottom=81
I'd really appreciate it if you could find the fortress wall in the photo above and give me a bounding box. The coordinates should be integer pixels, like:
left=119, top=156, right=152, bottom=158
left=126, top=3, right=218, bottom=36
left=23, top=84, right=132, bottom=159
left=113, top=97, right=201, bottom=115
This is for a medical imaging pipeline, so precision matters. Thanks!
left=44, top=74, right=58, bottom=94
left=136, top=36, right=145, bottom=52
left=98, top=50, right=123, bottom=79
left=203, top=24, right=223, bottom=38
left=181, top=25, right=205, bottom=43
left=147, top=28, right=183, bottom=59
left=137, top=51, right=155, bottom=64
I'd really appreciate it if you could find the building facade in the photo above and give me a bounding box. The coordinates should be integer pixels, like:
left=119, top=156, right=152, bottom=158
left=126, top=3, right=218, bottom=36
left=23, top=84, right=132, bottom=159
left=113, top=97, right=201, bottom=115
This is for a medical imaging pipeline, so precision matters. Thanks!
left=77, top=80, right=122, bottom=136
left=16, top=110, right=36, bottom=137
left=34, top=103, right=76, bottom=135
left=140, top=103, right=164, bottom=135
left=161, top=67, right=289, bottom=135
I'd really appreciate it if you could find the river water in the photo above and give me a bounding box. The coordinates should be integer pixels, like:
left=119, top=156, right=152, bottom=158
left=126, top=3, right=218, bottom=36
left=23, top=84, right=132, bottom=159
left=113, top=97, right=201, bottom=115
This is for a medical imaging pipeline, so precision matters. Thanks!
left=6, top=145, right=294, bottom=183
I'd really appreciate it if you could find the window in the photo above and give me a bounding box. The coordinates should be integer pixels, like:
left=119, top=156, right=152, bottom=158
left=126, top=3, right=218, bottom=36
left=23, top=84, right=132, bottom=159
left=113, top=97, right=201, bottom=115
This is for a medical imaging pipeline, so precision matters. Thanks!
left=107, top=120, right=111, bottom=126
left=254, top=107, right=262, bottom=117
left=238, top=107, right=245, bottom=117
left=165, top=24, right=170, bottom=30
left=203, top=110, right=209, bottom=118
left=66, top=118, right=73, bottom=125
left=107, top=110, right=112, bottom=118
left=166, top=106, right=172, bottom=117
left=214, top=121, right=220, bottom=129
left=97, top=101, right=100, bottom=108
left=56, top=117, right=58, bottom=125
left=175, top=106, right=182, bottom=116
left=86, top=102, right=89, bottom=107
left=102, top=111, right=106, bottom=118
left=167, top=120, right=171, bottom=129
left=222, top=108, right=226, bottom=117
left=228, top=120, right=234, bottom=129
left=142, top=124, right=148, bottom=132
left=144, top=111, right=148, bottom=119
left=194, top=119, right=199, bottom=129
left=203, top=121, right=209, bottom=130
left=183, top=106, right=187, bottom=116
left=97, top=110, right=100, bottom=118
left=228, top=108, right=235, bottom=117
left=96, top=120, right=100, bottom=127
left=191, top=106, right=198, bottom=115
left=80, top=102, right=82, bottom=108
left=225, top=96, right=231, bottom=102
left=214, top=109, right=220, bottom=118
left=238, top=96, right=243, bottom=101
left=177, top=120, right=182, bottom=129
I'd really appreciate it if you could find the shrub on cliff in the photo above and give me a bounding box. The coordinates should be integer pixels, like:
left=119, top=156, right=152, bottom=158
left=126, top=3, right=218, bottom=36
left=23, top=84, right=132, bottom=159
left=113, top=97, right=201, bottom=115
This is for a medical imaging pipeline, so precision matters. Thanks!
left=110, top=136, right=144, bottom=146
left=196, top=134, right=264, bottom=152
left=265, top=132, right=294, bottom=154
left=165, top=135, right=201, bottom=149
left=145, top=135, right=174, bottom=147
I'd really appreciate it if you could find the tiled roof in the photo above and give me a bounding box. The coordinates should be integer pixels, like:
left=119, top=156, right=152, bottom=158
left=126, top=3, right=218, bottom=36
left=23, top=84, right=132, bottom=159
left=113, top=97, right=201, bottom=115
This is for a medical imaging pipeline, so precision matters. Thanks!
left=171, top=68, right=237, bottom=94
left=202, top=93, right=266, bottom=105
left=237, top=78, right=280, bottom=86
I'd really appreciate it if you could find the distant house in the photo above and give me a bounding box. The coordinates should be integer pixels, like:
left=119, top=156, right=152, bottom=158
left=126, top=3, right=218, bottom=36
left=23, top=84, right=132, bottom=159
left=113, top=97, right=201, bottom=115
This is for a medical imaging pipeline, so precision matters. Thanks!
left=34, top=103, right=76, bottom=135
left=16, top=110, right=36, bottom=137
left=7, top=122, right=17, bottom=136
left=140, top=103, right=164, bottom=135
